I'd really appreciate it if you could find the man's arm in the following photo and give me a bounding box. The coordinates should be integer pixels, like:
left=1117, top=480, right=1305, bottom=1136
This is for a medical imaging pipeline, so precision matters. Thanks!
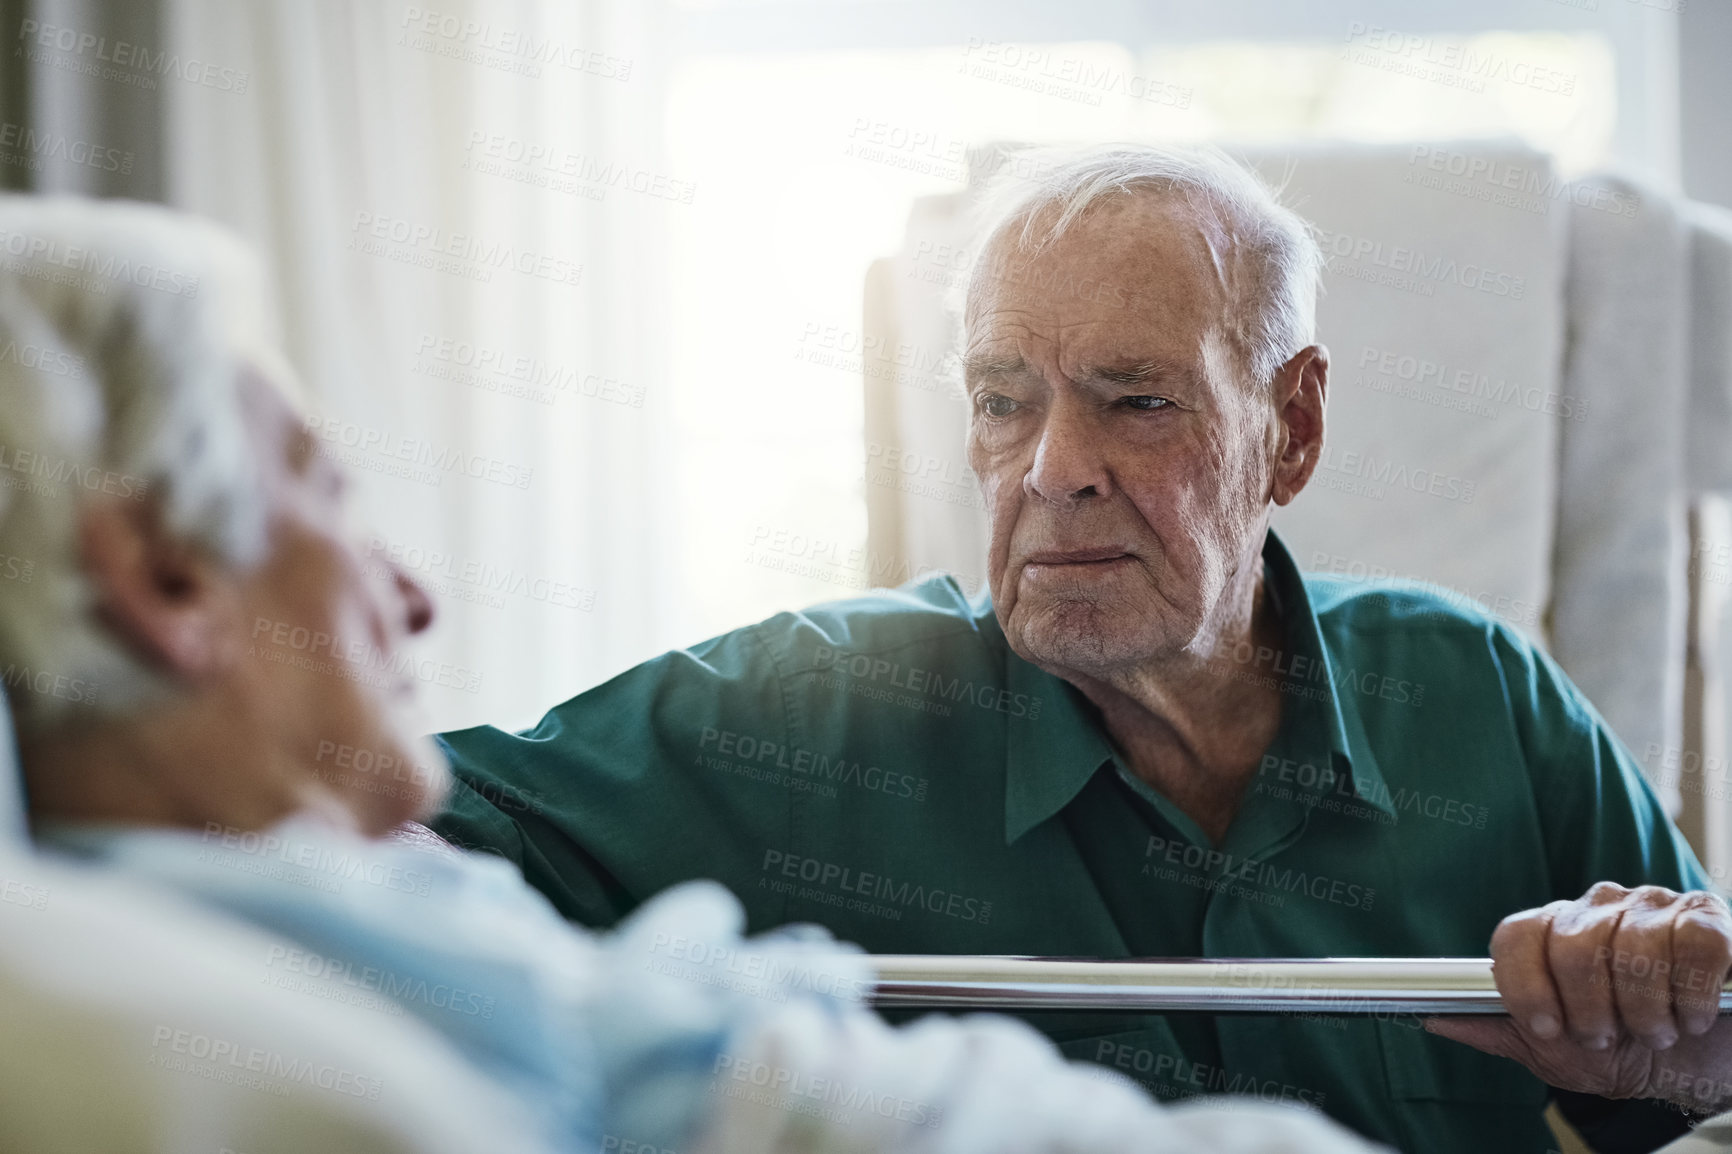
left=1493, top=625, right=1710, bottom=899
left=1476, top=625, right=1716, bottom=1145
left=430, top=621, right=798, bottom=929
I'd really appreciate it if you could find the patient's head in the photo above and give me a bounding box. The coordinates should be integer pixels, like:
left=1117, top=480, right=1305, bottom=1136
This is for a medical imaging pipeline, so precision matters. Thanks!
left=960, top=145, right=1329, bottom=683
left=0, top=195, right=447, bottom=836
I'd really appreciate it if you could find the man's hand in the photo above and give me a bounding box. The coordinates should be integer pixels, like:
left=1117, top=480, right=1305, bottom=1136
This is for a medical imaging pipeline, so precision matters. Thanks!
left=1427, top=882, right=1732, bottom=1116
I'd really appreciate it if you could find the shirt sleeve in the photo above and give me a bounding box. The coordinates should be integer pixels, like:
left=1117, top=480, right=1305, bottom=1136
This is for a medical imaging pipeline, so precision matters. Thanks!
left=1491, top=624, right=1712, bottom=900
left=431, top=622, right=796, bottom=930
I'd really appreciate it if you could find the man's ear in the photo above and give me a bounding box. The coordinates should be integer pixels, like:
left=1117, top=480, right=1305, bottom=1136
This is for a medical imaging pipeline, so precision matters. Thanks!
left=1270, top=343, right=1328, bottom=507
left=78, top=498, right=237, bottom=679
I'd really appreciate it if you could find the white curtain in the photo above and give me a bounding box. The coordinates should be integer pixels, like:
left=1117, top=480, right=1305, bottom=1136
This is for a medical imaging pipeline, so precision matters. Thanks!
left=135, top=0, right=680, bottom=731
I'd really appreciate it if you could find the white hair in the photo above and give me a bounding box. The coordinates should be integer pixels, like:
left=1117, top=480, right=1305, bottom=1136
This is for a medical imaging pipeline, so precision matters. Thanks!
left=963, top=144, right=1323, bottom=388
left=0, top=195, right=282, bottom=728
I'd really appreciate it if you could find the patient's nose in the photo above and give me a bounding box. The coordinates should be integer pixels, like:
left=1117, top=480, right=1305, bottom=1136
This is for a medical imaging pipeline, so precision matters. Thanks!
left=393, top=566, right=435, bottom=634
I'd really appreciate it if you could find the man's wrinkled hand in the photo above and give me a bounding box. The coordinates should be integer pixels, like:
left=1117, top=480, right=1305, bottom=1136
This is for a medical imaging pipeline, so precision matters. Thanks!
left=1426, top=882, right=1732, bottom=1115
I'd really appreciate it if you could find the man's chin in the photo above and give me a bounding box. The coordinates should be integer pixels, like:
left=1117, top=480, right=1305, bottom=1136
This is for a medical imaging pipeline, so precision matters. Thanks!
left=1007, top=602, right=1162, bottom=680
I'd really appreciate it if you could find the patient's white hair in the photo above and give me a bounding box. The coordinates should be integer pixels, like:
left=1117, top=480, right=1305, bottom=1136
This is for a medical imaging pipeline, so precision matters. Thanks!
left=964, top=144, right=1323, bottom=388
left=0, top=195, right=282, bottom=727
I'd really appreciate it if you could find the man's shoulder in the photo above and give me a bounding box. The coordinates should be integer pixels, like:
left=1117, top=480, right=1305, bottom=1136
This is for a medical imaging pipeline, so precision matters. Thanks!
left=1298, top=573, right=1557, bottom=685
left=738, top=573, right=996, bottom=672
left=1302, top=572, right=1519, bottom=642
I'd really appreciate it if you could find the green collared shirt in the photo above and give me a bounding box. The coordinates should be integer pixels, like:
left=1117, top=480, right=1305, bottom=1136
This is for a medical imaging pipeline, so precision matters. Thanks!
left=434, top=530, right=1707, bottom=1153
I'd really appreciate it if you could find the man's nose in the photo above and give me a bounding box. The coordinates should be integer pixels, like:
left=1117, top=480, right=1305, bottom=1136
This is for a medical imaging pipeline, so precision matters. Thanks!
left=1024, top=404, right=1109, bottom=504
left=393, top=565, right=435, bottom=635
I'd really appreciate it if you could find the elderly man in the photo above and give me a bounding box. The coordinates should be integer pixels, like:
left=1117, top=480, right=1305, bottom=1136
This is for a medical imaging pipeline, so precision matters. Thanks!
left=0, top=195, right=1396, bottom=1153
left=430, top=145, right=1712, bottom=1152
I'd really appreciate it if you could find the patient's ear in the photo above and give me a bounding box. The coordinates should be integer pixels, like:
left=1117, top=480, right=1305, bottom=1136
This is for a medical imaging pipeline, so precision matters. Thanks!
left=78, top=497, right=239, bottom=679
left=1270, top=343, right=1328, bottom=507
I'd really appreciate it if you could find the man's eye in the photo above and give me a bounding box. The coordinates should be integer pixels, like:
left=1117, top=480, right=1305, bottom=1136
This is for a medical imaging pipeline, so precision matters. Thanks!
left=978, top=393, right=1019, bottom=419
left=1122, top=395, right=1169, bottom=411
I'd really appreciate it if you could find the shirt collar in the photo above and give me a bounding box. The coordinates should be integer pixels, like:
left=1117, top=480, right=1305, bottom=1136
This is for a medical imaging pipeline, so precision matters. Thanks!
left=994, top=528, right=1396, bottom=846
left=1262, top=530, right=1396, bottom=821
left=998, top=629, right=1116, bottom=847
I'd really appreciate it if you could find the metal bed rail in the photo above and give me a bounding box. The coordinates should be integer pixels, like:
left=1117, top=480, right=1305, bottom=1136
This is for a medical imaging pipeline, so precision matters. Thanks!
left=867, top=956, right=1732, bottom=1016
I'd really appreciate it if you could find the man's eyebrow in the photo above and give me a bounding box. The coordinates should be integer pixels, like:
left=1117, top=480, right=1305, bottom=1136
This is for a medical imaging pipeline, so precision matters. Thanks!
left=1082, top=360, right=1191, bottom=387
left=961, top=353, right=1030, bottom=382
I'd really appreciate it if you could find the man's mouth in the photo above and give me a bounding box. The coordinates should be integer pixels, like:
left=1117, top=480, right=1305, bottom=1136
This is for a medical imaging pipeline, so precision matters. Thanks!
left=1020, top=549, right=1137, bottom=586
left=1024, top=548, right=1132, bottom=566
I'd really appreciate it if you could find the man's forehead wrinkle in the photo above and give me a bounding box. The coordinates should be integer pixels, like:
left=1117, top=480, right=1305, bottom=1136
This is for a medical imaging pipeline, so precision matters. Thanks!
left=964, top=306, right=1059, bottom=359
left=969, top=307, right=1196, bottom=384
left=1190, top=214, right=1233, bottom=306
left=962, top=350, right=1032, bottom=378
left=1085, top=359, right=1188, bottom=386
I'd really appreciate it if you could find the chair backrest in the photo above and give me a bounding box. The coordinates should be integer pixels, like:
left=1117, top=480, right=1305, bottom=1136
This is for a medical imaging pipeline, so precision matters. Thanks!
left=1246, top=143, right=1566, bottom=649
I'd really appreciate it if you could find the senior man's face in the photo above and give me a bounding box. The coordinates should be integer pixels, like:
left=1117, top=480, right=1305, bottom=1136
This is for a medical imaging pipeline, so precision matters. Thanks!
left=964, top=197, right=1293, bottom=677
left=227, top=373, right=450, bottom=833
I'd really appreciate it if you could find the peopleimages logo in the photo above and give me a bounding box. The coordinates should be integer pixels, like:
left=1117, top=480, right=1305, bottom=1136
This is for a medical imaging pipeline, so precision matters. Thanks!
left=711, top=1052, right=944, bottom=1129
left=0, top=443, right=150, bottom=499
left=0, top=121, right=133, bottom=174
left=0, top=662, right=98, bottom=706
left=398, top=7, right=633, bottom=81
left=0, top=876, right=49, bottom=911
left=1143, top=834, right=1376, bottom=910
left=1094, top=1041, right=1327, bottom=1109
left=1406, top=145, right=1640, bottom=219
left=347, top=211, right=583, bottom=288
left=812, top=644, right=1041, bottom=719
left=364, top=536, right=594, bottom=612
left=1341, top=23, right=1576, bottom=96
left=15, top=19, right=251, bottom=93
left=1314, top=445, right=1476, bottom=504
left=250, top=615, right=483, bottom=695
left=413, top=334, right=645, bottom=409
left=0, top=225, right=200, bottom=296
left=1356, top=344, right=1587, bottom=422
left=198, top=823, right=435, bottom=898
left=264, top=944, right=497, bottom=1020
left=761, top=850, right=993, bottom=924
left=698, top=727, right=928, bottom=801
left=304, top=416, right=534, bottom=490
left=1314, top=227, right=1526, bottom=300
left=464, top=131, right=694, bottom=204
left=148, top=1027, right=381, bottom=1100
left=0, top=338, right=83, bottom=378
